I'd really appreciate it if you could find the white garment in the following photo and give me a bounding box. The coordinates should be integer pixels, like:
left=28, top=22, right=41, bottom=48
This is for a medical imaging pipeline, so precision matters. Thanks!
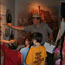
left=55, top=18, right=65, bottom=45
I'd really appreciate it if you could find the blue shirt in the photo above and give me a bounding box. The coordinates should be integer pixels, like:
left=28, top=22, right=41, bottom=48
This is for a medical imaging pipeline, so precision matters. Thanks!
left=20, top=48, right=29, bottom=65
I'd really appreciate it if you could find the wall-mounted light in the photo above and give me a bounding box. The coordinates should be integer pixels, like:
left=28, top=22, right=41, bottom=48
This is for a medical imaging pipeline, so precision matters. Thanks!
left=28, top=2, right=49, bottom=14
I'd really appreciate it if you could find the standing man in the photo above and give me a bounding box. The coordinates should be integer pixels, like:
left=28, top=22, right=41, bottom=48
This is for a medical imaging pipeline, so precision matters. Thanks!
left=8, top=13, right=53, bottom=45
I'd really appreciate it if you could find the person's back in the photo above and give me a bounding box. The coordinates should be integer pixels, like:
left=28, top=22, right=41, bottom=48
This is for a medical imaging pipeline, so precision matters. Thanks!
left=1, top=39, right=22, bottom=65
left=26, top=32, right=47, bottom=65
left=26, top=46, right=47, bottom=65
left=2, top=44, right=22, bottom=65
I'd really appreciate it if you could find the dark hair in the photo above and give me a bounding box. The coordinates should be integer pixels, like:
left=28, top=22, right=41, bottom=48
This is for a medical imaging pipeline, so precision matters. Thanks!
left=31, top=32, right=43, bottom=44
left=24, top=35, right=33, bottom=48
left=9, top=39, right=19, bottom=50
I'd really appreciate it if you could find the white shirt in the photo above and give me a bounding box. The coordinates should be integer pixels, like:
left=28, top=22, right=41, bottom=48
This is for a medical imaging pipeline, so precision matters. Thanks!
left=55, top=18, right=65, bottom=45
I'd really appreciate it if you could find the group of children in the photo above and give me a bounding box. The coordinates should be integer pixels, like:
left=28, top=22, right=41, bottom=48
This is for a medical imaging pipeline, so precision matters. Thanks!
left=1, top=32, right=47, bottom=65
left=1, top=33, right=65, bottom=65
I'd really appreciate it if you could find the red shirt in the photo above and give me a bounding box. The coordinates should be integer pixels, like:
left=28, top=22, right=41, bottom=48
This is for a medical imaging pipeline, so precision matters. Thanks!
left=1, top=44, right=22, bottom=65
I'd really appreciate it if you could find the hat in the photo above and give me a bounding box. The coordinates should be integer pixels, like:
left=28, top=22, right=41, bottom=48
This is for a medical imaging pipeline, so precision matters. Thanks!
left=33, top=14, right=40, bottom=18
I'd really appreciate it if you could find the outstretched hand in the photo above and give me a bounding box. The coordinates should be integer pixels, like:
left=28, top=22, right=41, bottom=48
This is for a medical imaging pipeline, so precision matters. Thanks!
left=7, top=23, right=24, bottom=30
left=10, top=40, right=15, bottom=43
left=7, top=23, right=12, bottom=27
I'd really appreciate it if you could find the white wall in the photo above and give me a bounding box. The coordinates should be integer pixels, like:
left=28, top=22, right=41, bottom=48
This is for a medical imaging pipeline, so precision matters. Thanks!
left=15, top=0, right=60, bottom=13
left=1, top=0, right=15, bottom=22
left=15, top=0, right=61, bottom=23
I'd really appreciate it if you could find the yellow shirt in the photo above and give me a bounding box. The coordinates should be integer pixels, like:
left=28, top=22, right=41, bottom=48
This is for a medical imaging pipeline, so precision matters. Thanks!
left=26, top=46, right=47, bottom=65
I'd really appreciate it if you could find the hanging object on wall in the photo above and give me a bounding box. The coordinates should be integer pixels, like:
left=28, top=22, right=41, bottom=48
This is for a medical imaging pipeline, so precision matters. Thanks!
left=5, top=27, right=10, bottom=37
left=38, top=6, right=41, bottom=14
left=6, top=9, right=14, bottom=40
left=6, top=9, right=12, bottom=23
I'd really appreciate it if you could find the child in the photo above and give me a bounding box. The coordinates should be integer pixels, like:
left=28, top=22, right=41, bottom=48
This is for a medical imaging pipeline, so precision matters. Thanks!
left=0, top=39, right=22, bottom=65
left=26, top=32, right=47, bottom=65
left=20, top=36, right=32, bottom=65
left=54, top=39, right=61, bottom=65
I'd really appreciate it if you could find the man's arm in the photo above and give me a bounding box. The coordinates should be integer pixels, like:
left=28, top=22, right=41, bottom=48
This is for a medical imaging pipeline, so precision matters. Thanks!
left=7, top=23, right=24, bottom=30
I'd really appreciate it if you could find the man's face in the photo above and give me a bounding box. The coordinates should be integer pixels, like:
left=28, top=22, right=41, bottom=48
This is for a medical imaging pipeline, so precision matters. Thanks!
left=32, top=17, right=40, bottom=25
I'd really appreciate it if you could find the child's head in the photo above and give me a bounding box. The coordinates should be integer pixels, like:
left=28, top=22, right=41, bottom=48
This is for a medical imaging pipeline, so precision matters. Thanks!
left=31, top=32, right=43, bottom=46
left=24, top=36, right=30, bottom=46
left=8, top=39, right=19, bottom=50
left=24, top=35, right=32, bottom=48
